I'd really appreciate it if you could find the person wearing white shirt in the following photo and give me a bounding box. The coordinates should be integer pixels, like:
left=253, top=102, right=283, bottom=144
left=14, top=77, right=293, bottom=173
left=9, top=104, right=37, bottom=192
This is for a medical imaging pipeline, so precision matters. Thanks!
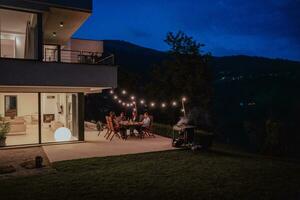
left=137, top=112, right=151, bottom=137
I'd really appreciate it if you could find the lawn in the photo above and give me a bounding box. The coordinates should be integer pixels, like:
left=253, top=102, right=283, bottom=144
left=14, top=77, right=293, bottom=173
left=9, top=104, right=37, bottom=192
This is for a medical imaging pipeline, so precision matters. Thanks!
left=0, top=150, right=299, bottom=200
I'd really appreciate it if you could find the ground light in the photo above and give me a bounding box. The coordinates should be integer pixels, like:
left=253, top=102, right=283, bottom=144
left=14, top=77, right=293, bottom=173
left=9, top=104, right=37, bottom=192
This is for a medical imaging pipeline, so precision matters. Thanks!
left=54, top=127, right=72, bottom=142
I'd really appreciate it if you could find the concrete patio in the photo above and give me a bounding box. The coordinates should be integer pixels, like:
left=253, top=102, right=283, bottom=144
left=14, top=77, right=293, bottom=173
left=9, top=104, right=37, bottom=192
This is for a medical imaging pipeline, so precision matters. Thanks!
left=43, top=130, right=175, bottom=163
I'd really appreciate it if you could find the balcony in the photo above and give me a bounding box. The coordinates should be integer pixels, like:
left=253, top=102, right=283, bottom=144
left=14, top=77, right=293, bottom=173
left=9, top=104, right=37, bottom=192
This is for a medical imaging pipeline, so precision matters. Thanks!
left=0, top=57, right=117, bottom=88
left=44, top=48, right=115, bottom=66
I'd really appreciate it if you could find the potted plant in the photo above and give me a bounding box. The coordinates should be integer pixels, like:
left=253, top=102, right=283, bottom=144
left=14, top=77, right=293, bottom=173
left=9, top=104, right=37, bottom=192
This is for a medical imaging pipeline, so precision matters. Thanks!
left=0, top=116, right=10, bottom=147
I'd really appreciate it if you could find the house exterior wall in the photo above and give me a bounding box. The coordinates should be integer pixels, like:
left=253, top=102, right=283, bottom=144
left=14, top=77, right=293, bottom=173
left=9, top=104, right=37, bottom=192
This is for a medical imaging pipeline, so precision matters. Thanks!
left=0, top=59, right=118, bottom=88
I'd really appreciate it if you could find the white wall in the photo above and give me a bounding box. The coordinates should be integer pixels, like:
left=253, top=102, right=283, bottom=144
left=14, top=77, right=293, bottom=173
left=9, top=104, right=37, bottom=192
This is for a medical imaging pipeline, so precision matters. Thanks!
left=41, top=93, right=67, bottom=125
left=0, top=93, right=38, bottom=117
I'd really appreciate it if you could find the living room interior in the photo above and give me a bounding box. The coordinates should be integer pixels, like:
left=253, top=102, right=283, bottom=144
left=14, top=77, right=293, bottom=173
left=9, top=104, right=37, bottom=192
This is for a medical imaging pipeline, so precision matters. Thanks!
left=0, top=93, right=78, bottom=146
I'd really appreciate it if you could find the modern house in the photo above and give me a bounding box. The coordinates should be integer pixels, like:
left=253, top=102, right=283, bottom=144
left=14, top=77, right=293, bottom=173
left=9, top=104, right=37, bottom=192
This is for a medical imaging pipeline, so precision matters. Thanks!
left=0, top=0, right=117, bottom=147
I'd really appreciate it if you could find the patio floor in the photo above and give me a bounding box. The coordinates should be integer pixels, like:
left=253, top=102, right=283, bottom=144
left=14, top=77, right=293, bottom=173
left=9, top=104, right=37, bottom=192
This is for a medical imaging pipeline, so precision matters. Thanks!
left=43, top=130, right=175, bottom=163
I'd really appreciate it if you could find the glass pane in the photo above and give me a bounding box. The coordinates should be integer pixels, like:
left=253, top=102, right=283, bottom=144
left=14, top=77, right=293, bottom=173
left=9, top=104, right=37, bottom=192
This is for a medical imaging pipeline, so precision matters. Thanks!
left=41, top=93, right=78, bottom=143
left=0, top=8, right=37, bottom=59
left=0, top=93, right=39, bottom=146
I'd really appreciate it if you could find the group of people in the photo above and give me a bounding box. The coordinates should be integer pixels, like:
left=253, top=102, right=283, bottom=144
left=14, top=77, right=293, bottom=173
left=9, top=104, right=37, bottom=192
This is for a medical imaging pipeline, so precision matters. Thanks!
left=108, top=111, right=151, bottom=139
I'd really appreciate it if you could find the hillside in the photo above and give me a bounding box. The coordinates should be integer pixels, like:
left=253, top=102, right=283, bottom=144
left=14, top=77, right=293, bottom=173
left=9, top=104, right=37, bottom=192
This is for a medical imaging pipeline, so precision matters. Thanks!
left=103, top=40, right=300, bottom=77
left=103, top=40, right=167, bottom=73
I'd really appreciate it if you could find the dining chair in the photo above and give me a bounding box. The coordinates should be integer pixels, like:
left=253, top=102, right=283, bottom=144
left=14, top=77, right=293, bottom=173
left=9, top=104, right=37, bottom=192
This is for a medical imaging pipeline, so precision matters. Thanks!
left=104, top=116, right=112, bottom=139
left=143, top=115, right=155, bottom=137
left=109, top=118, right=121, bottom=141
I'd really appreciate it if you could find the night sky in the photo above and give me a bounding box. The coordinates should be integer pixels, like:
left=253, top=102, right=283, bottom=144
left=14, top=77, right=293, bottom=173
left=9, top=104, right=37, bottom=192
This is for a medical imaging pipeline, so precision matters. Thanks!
left=75, top=0, right=300, bottom=61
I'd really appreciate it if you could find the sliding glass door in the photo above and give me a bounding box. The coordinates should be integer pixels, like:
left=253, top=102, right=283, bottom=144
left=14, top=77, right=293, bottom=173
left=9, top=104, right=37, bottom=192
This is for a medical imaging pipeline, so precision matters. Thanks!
left=0, top=92, right=79, bottom=147
left=0, top=93, right=39, bottom=146
left=41, top=93, right=79, bottom=143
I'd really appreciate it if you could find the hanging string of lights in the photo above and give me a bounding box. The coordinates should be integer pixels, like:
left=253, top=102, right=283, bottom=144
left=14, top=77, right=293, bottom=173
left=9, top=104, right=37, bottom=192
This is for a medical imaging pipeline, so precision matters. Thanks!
left=108, top=89, right=188, bottom=116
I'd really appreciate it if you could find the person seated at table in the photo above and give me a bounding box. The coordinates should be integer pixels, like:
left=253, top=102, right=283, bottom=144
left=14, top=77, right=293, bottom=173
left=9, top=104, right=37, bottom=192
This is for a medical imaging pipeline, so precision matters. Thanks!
left=137, top=112, right=151, bottom=137
left=112, top=111, right=127, bottom=139
left=116, top=112, right=126, bottom=123
left=131, top=111, right=138, bottom=122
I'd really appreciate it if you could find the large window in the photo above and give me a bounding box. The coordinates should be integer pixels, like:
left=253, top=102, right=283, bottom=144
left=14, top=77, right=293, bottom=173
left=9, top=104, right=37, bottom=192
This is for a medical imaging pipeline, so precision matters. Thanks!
left=0, top=93, right=39, bottom=146
left=0, top=8, right=38, bottom=59
left=0, top=93, right=79, bottom=147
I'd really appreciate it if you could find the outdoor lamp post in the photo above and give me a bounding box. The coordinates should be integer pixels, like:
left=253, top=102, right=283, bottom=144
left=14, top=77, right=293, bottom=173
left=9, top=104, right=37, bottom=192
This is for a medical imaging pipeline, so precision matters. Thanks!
left=182, top=97, right=187, bottom=117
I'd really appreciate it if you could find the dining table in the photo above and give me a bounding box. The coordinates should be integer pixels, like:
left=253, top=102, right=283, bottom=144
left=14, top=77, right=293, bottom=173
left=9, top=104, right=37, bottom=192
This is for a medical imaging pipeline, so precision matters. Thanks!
left=119, top=121, right=142, bottom=138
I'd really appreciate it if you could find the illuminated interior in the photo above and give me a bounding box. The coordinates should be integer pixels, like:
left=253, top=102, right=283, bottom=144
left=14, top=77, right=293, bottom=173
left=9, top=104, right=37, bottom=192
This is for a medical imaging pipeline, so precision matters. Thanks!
left=0, top=93, right=78, bottom=146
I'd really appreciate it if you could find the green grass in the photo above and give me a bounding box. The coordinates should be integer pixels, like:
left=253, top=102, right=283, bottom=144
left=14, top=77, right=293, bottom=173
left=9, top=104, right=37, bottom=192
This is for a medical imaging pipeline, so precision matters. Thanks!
left=0, top=150, right=299, bottom=200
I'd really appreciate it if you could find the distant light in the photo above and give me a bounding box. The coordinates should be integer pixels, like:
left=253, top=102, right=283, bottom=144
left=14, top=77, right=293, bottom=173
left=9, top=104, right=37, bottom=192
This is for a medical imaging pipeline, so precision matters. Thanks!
left=113, top=95, right=118, bottom=100
left=181, top=109, right=185, bottom=112
left=122, top=102, right=126, bottom=106
left=54, top=127, right=71, bottom=142
left=132, top=101, right=136, bottom=105
left=126, top=104, right=130, bottom=107
left=172, top=101, right=177, bottom=106
left=59, top=22, right=64, bottom=27
left=122, top=90, right=127, bottom=95
left=110, top=90, right=114, bottom=94
left=131, top=96, right=135, bottom=100
left=161, top=103, right=166, bottom=108
left=133, top=108, right=137, bottom=111
left=118, top=100, right=122, bottom=103
left=52, top=32, right=57, bottom=37
left=130, top=103, right=133, bottom=107
left=150, top=102, right=155, bottom=107
left=182, top=97, right=187, bottom=102
left=140, top=100, right=145, bottom=104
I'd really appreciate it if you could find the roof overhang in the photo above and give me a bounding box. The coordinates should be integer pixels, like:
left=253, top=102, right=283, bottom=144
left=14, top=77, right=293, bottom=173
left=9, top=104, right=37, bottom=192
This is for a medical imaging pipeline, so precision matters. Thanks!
left=0, top=86, right=110, bottom=94
left=43, top=7, right=91, bottom=45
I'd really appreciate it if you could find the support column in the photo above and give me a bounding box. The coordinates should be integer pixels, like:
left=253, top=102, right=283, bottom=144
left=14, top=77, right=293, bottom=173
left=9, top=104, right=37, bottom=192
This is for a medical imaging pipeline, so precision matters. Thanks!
left=78, top=93, right=85, bottom=141
left=38, top=93, right=42, bottom=144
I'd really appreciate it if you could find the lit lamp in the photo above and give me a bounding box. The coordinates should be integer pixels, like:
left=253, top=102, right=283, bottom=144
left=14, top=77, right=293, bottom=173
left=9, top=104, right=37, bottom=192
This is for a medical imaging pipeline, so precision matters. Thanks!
left=161, top=103, right=166, bottom=108
left=150, top=102, right=155, bottom=107
left=54, top=127, right=72, bottom=142
left=131, top=96, right=135, bottom=100
left=172, top=101, right=177, bottom=106
left=140, top=100, right=145, bottom=105
left=110, top=90, right=114, bottom=94
left=181, top=97, right=187, bottom=117
left=122, top=90, right=127, bottom=95
left=114, top=95, right=118, bottom=100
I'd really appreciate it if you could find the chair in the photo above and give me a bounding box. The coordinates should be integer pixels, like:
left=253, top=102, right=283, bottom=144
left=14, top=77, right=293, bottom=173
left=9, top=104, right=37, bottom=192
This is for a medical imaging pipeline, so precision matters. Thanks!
left=108, top=118, right=121, bottom=141
left=143, top=115, right=155, bottom=137
left=104, top=116, right=112, bottom=139
left=97, top=121, right=104, bottom=136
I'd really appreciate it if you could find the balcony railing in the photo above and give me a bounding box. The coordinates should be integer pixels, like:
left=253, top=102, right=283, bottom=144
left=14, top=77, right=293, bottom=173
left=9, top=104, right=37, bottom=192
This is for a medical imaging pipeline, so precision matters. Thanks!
left=44, top=48, right=115, bottom=66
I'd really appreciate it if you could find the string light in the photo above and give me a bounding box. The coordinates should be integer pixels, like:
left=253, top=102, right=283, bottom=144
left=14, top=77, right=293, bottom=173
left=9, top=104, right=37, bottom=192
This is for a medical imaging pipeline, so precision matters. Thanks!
left=109, top=89, right=187, bottom=111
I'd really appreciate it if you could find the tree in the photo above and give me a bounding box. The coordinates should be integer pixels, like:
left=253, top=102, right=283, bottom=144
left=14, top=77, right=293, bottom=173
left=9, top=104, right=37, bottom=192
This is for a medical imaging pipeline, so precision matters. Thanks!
left=147, top=31, right=214, bottom=130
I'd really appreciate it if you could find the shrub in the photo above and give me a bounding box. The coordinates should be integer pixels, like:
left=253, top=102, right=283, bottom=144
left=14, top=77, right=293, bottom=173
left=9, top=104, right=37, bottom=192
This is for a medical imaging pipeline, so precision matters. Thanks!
left=0, top=116, right=10, bottom=140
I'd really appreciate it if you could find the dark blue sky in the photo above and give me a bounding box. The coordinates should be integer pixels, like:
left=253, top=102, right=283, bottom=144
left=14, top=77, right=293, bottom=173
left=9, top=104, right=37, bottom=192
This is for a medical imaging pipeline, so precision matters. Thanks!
left=75, top=0, right=300, bottom=61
